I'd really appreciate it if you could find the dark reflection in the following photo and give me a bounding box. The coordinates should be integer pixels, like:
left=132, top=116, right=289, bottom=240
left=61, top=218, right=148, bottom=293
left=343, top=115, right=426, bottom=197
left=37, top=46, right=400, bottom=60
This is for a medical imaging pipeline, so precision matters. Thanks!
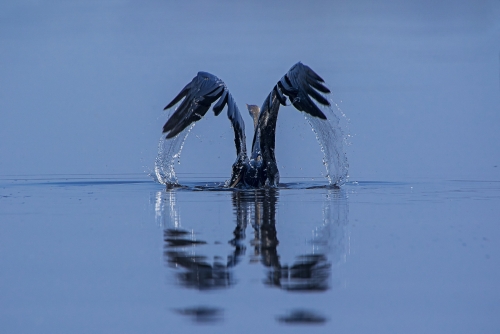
left=268, top=254, right=330, bottom=291
left=157, top=188, right=348, bottom=292
left=232, top=189, right=334, bottom=291
left=155, top=186, right=348, bottom=324
left=164, top=229, right=207, bottom=247
left=232, top=189, right=279, bottom=269
left=164, top=228, right=236, bottom=290
left=276, top=309, right=328, bottom=324
left=174, top=306, right=223, bottom=323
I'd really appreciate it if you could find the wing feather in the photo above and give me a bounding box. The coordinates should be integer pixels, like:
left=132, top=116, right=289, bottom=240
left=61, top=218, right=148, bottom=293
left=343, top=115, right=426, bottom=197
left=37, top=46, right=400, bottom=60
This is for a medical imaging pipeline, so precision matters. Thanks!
left=276, top=62, right=331, bottom=120
left=212, top=90, right=228, bottom=116
left=162, top=71, right=247, bottom=156
left=250, top=62, right=332, bottom=164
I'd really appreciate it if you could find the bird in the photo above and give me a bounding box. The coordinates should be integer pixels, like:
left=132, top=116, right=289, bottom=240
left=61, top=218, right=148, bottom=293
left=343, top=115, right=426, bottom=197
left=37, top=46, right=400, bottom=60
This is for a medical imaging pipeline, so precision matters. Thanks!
left=162, top=62, right=332, bottom=188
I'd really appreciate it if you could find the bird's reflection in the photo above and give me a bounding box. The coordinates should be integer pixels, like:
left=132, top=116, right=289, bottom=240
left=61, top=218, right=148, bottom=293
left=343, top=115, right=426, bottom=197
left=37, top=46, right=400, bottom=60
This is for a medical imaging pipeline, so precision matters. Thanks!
left=232, top=189, right=330, bottom=291
left=163, top=226, right=237, bottom=290
left=156, top=187, right=348, bottom=292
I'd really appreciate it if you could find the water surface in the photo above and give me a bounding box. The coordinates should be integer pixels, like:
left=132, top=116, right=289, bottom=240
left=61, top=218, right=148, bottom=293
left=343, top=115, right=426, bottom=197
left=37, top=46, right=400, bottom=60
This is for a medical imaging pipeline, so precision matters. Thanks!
left=1, top=175, right=498, bottom=333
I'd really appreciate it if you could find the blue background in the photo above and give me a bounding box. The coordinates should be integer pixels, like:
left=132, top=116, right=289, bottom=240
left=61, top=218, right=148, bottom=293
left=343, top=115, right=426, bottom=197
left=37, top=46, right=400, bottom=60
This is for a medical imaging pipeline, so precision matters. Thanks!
left=1, top=0, right=499, bottom=181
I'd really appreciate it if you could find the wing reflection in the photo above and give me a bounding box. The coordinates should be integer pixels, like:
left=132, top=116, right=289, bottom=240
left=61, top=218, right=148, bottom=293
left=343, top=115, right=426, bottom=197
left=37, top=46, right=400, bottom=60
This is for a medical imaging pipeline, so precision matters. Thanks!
left=163, top=227, right=238, bottom=290
left=232, top=189, right=345, bottom=291
left=156, top=188, right=348, bottom=292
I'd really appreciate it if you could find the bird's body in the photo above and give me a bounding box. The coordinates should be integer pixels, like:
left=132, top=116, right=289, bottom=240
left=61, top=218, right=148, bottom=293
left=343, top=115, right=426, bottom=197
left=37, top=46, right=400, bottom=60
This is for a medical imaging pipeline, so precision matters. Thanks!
left=161, top=62, right=332, bottom=188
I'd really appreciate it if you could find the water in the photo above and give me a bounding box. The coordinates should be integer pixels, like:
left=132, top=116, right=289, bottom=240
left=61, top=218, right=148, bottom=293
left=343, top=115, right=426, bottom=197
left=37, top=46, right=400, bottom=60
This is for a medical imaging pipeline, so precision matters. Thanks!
left=154, top=125, right=196, bottom=185
left=304, top=105, right=349, bottom=186
left=1, top=175, right=499, bottom=333
left=1, top=1, right=499, bottom=333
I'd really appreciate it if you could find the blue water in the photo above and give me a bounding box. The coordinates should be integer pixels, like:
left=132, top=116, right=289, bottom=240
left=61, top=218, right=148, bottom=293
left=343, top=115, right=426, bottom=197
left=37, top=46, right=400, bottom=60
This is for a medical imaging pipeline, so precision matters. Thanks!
left=1, top=1, right=499, bottom=333
left=1, top=175, right=499, bottom=333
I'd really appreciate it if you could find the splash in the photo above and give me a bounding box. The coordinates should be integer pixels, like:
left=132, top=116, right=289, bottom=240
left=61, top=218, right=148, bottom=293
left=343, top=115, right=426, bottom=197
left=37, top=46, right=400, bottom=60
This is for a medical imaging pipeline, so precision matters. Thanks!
left=153, top=124, right=195, bottom=185
left=304, top=104, right=349, bottom=187
left=153, top=98, right=348, bottom=187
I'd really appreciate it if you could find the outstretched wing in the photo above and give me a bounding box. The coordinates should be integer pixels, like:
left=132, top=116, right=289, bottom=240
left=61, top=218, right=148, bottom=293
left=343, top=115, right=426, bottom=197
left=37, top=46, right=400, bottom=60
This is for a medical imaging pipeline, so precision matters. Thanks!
left=162, top=72, right=247, bottom=156
left=274, top=62, right=331, bottom=119
left=251, top=62, right=332, bottom=179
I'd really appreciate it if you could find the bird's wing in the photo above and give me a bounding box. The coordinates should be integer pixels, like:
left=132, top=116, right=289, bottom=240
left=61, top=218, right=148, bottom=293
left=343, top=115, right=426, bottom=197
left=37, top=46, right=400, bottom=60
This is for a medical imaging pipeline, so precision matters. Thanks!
left=274, top=62, right=331, bottom=119
left=252, top=62, right=331, bottom=153
left=162, top=72, right=247, bottom=156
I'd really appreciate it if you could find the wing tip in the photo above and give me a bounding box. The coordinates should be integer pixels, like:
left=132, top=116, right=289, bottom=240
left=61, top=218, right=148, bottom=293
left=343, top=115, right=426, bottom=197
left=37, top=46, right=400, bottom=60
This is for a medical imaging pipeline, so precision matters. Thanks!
left=165, top=131, right=176, bottom=139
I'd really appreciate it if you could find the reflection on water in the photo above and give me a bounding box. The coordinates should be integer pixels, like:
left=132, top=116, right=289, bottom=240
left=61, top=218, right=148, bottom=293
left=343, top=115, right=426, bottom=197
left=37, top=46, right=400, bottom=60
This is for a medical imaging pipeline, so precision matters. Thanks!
left=232, top=189, right=337, bottom=292
left=154, top=185, right=349, bottom=324
left=164, top=226, right=236, bottom=290
left=155, top=190, right=181, bottom=228
left=276, top=309, right=328, bottom=324
left=174, top=306, right=224, bottom=323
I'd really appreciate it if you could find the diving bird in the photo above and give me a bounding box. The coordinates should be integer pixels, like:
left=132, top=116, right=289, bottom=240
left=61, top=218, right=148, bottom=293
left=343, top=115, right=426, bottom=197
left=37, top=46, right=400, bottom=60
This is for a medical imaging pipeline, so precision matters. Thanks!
left=162, top=62, right=331, bottom=188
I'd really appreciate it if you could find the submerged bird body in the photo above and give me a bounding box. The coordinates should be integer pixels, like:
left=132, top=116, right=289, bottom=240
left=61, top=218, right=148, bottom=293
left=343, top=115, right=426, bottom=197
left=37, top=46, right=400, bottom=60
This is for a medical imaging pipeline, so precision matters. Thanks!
left=162, top=62, right=331, bottom=188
